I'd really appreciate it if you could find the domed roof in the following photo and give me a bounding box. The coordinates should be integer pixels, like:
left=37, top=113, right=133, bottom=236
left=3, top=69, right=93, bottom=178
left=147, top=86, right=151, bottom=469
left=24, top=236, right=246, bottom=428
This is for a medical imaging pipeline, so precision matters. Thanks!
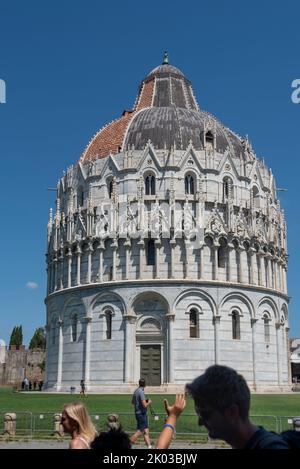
left=81, top=55, right=245, bottom=161
left=146, top=63, right=185, bottom=79
left=0, top=339, right=6, bottom=347
left=124, top=107, right=243, bottom=155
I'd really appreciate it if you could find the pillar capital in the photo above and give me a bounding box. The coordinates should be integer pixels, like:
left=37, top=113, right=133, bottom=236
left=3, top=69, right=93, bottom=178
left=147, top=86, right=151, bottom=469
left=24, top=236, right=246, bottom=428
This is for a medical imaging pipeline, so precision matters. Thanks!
left=123, top=314, right=137, bottom=324
left=166, top=312, right=175, bottom=322
left=213, top=315, right=221, bottom=325
left=84, top=316, right=93, bottom=323
left=251, top=318, right=258, bottom=326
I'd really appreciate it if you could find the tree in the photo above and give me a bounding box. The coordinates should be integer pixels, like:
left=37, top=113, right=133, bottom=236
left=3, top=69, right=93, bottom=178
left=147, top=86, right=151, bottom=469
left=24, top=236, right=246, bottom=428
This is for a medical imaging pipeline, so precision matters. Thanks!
left=9, top=325, right=23, bottom=349
left=29, top=327, right=46, bottom=350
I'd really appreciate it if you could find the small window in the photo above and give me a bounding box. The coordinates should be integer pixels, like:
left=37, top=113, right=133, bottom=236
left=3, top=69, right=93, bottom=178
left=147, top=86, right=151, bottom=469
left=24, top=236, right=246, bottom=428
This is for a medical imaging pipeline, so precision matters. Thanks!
left=223, top=177, right=232, bottom=201
left=71, top=316, right=77, bottom=342
left=105, top=311, right=112, bottom=340
left=145, top=175, right=156, bottom=195
left=108, top=180, right=113, bottom=199
left=146, top=240, right=156, bottom=266
left=185, top=174, right=195, bottom=195
left=205, top=131, right=214, bottom=148
left=78, top=188, right=84, bottom=207
left=218, top=238, right=227, bottom=268
left=252, top=186, right=260, bottom=208
left=189, top=309, right=199, bottom=338
left=232, top=311, right=240, bottom=340
left=263, top=314, right=270, bottom=343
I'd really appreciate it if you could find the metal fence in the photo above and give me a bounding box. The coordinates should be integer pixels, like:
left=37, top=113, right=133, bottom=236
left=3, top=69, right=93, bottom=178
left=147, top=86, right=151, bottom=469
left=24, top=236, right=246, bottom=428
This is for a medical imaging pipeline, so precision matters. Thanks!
left=0, top=411, right=298, bottom=439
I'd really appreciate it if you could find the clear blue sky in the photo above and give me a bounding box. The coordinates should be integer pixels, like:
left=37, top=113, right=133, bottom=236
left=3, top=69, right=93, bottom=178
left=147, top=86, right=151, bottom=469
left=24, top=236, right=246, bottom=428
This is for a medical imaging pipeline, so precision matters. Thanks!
left=0, top=0, right=299, bottom=345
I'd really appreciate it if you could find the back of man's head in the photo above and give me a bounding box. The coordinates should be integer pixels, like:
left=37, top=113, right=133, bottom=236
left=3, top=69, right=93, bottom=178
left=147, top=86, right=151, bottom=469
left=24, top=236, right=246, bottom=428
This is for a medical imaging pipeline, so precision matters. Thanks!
left=139, top=378, right=146, bottom=388
left=91, top=429, right=131, bottom=451
left=185, top=365, right=250, bottom=420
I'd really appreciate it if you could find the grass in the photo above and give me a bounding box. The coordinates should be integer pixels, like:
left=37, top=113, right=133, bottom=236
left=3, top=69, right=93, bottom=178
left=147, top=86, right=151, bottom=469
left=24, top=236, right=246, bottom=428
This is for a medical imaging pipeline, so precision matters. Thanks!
left=0, top=386, right=299, bottom=438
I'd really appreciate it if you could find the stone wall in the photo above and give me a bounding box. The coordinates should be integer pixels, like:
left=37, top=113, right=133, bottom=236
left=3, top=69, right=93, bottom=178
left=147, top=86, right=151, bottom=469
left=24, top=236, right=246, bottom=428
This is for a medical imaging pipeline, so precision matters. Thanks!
left=0, top=347, right=45, bottom=386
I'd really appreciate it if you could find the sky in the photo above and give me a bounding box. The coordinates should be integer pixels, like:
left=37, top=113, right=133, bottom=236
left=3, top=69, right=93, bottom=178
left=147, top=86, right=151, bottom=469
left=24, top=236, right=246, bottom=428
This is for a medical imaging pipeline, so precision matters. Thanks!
left=0, top=0, right=299, bottom=345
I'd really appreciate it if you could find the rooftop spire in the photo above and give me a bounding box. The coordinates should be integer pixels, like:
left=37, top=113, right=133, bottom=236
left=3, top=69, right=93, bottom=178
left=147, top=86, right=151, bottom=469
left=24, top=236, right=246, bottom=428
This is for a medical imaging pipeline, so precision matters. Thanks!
left=162, top=51, right=169, bottom=64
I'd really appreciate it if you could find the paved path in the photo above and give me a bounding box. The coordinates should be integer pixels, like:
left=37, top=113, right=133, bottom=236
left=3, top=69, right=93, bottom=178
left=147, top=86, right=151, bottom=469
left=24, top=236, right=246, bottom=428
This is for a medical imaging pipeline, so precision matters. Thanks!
left=0, top=439, right=224, bottom=449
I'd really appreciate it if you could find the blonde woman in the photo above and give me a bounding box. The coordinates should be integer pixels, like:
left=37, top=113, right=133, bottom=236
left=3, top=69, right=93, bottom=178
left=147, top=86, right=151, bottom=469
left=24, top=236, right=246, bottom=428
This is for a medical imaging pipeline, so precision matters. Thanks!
left=61, top=402, right=97, bottom=449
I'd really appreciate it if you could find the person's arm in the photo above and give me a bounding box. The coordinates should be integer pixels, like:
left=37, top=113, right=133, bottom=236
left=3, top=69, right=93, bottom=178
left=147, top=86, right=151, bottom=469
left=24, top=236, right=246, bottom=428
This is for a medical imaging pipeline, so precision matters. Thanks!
left=141, top=398, right=152, bottom=409
left=155, top=394, right=186, bottom=449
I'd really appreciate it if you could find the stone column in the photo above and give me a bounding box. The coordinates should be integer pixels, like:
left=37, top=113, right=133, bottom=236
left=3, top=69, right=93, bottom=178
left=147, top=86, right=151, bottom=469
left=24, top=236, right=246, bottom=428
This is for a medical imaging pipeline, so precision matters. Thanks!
left=84, top=316, right=92, bottom=389
left=251, top=318, right=258, bottom=390
left=97, top=241, right=105, bottom=282
left=155, top=239, right=161, bottom=279
left=124, top=239, right=131, bottom=280
left=169, top=238, right=176, bottom=279
left=76, top=245, right=82, bottom=286
left=124, top=314, right=136, bottom=383
left=275, top=322, right=282, bottom=385
left=166, top=312, right=175, bottom=383
left=237, top=247, right=244, bottom=283
left=67, top=248, right=72, bottom=288
left=249, top=248, right=255, bottom=285
left=87, top=242, right=93, bottom=284
left=266, top=255, right=271, bottom=288
left=257, top=252, right=262, bottom=286
left=227, top=243, right=233, bottom=282
left=57, top=319, right=64, bottom=391
left=213, top=315, right=221, bottom=364
left=111, top=240, right=118, bottom=281
left=184, top=241, right=190, bottom=279
left=138, top=239, right=145, bottom=280
left=198, top=246, right=204, bottom=280
left=270, top=257, right=275, bottom=289
left=283, top=265, right=287, bottom=294
left=53, top=255, right=58, bottom=291
left=59, top=252, right=64, bottom=290
left=213, top=244, right=219, bottom=281
left=273, top=257, right=278, bottom=290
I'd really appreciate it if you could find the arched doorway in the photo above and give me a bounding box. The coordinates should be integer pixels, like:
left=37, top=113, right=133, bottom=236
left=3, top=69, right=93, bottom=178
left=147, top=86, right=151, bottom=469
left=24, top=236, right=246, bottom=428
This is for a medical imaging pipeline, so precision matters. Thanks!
left=132, top=293, right=168, bottom=386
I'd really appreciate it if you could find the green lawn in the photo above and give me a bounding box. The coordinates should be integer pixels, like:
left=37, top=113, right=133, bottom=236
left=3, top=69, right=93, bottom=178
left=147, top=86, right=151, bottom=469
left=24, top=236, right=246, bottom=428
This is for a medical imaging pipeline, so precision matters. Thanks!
left=0, top=386, right=299, bottom=438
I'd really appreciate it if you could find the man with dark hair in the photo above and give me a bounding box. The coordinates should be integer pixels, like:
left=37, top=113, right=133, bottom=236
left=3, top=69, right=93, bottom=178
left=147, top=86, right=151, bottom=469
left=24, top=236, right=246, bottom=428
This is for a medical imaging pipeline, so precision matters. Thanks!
left=186, top=365, right=289, bottom=449
left=130, top=378, right=152, bottom=448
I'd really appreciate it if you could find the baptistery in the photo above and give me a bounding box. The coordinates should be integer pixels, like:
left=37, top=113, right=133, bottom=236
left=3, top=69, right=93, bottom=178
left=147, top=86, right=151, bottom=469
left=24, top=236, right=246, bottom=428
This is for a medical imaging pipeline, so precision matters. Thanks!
left=45, top=55, right=290, bottom=392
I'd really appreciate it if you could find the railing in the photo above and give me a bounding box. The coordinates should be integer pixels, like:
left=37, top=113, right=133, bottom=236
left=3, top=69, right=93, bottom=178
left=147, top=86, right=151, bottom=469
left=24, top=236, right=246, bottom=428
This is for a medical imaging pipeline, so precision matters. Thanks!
left=0, top=412, right=297, bottom=440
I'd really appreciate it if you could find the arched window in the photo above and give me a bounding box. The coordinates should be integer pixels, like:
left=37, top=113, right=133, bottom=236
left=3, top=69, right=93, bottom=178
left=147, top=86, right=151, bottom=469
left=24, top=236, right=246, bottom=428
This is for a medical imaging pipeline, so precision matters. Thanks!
left=146, top=240, right=156, bottom=266
left=263, top=314, right=270, bottom=343
left=205, top=131, right=214, bottom=149
left=218, top=238, right=227, bottom=268
left=77, top=187, right=84, bottom=207
left=71, top=315, right=77, bottom=342
left=145, top=175, right=156, bottom=195
left=204, top=236, right=213, bottom=248
left=252, top=186, right=260, bottom=208
left=108, top=180, right=113, bottom=199
left=223, top=177, right=233, bottom=201
left=189, top=309, right=199, bottom=338
left=232, top=310, right=240, bottom=340
left=185, top=174, right=195, bottom=195
left=105, top=310, right=112, bottom=340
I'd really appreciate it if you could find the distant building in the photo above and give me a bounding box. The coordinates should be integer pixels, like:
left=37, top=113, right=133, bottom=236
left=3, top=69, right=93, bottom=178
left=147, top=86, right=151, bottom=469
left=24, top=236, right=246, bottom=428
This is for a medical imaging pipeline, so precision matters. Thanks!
left=45, top=55, right=290, bottom=393
left=290, top=339, right=300, bottom=382
left=0, top=345, right=45, bottom=386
